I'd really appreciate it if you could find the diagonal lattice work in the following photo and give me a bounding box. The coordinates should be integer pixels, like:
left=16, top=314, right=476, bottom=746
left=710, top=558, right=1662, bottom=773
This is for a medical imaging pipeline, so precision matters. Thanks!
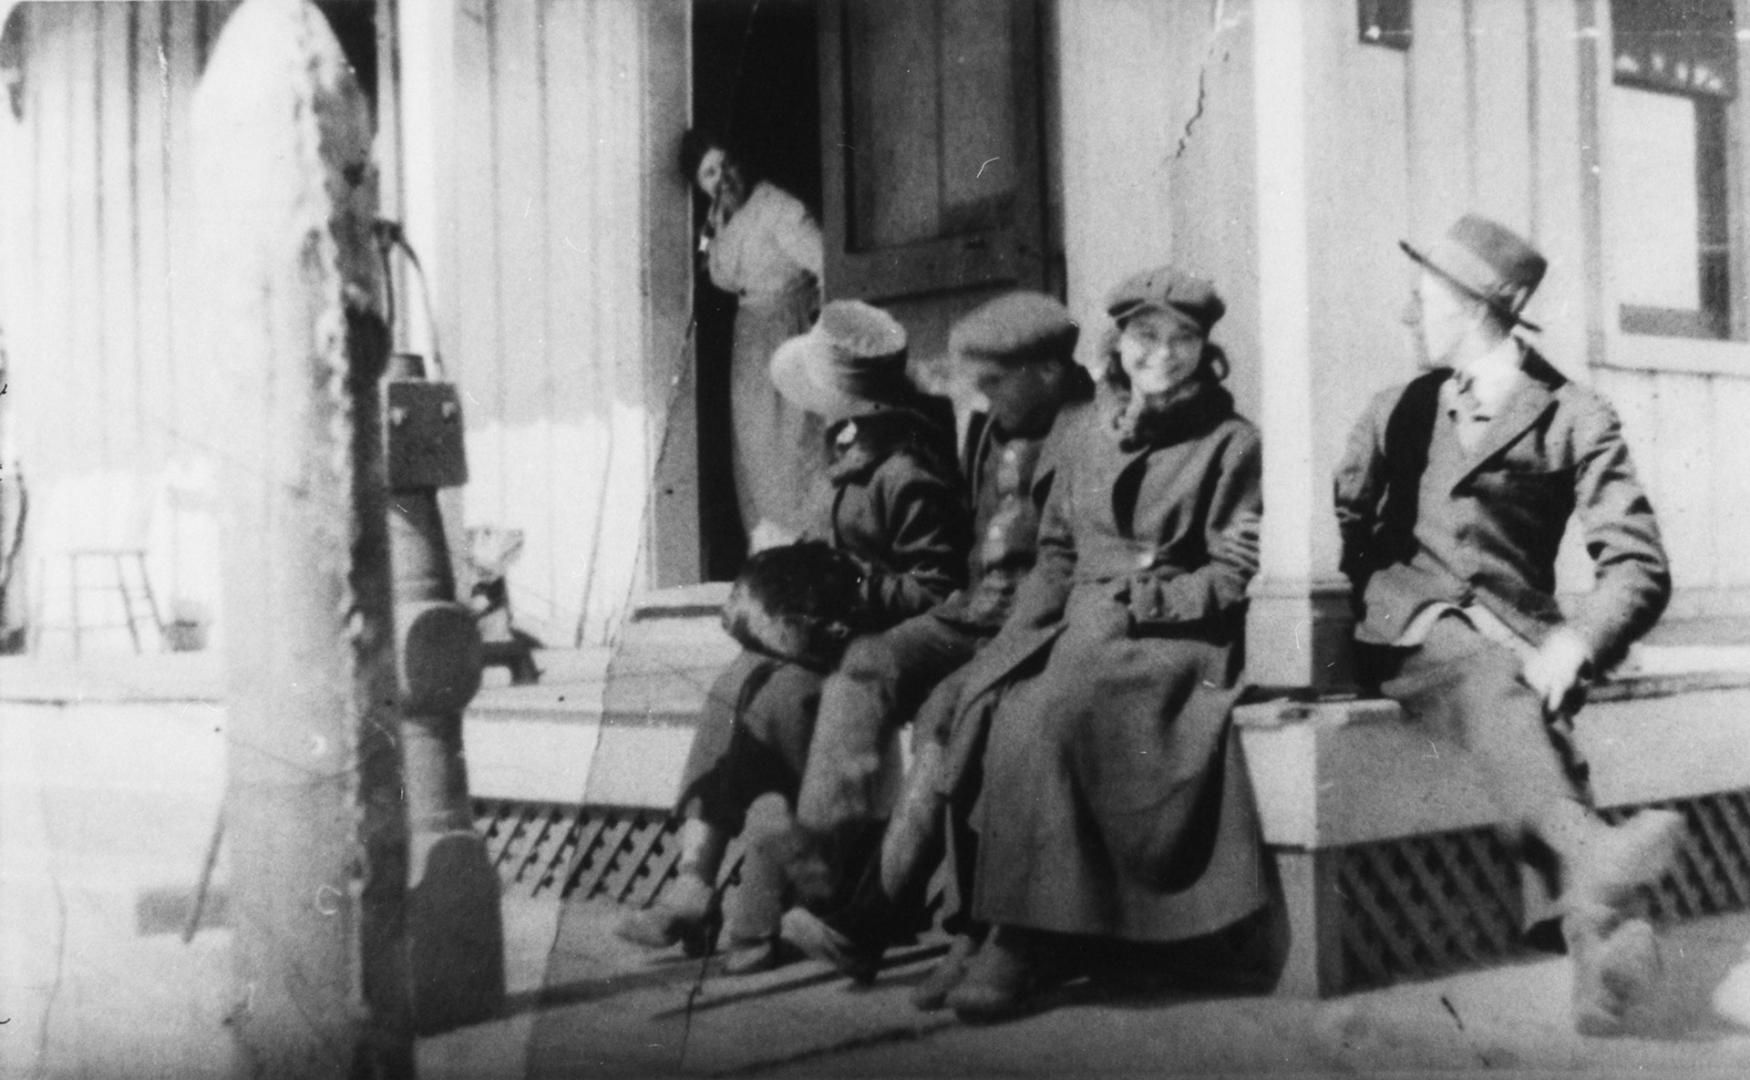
left=1330, top=788, right=1750, bottom=993
left=473, top=799, right=748, bottom=907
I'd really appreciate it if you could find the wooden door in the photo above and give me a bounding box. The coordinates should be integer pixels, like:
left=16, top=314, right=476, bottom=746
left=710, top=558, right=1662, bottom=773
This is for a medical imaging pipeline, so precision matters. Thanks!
left=818, top=0, right=1049, bottom=387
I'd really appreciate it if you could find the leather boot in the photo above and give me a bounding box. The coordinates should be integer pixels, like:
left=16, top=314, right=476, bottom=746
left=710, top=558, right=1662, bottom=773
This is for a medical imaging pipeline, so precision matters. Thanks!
left=946, top=926, right=1061, bottom=1023
left=615, top=819, right=727, bottom=957
left=1566, top=903, right=1661, bottom=1036
left=912, top=932, right=977, bottom=1011
left=781, top=907, right=884, bottom=983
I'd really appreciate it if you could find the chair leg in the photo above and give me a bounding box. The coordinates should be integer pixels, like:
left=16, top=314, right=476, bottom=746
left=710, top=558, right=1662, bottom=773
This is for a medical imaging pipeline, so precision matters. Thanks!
left=117, top=555, right=143, bottom=655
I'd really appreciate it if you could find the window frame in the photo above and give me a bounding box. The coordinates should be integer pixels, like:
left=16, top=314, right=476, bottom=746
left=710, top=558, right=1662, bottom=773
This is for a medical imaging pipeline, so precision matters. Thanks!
left=1596, top=0, right=1750, bottom=373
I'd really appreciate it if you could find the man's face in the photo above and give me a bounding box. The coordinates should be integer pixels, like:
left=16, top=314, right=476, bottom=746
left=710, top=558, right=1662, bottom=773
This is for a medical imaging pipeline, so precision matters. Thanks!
left=1117, top=308, right=1204, bottom=396
left=1406, top=269, right=1479, bottom=370
left=964, top=355, right=1066, bottom=436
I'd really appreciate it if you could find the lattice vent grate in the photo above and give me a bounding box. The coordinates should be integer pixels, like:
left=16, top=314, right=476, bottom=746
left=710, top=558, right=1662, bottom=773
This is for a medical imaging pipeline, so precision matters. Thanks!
left=474, top=799, right=748, bottom=907
left=1331, top=788, right=1750, bottom=992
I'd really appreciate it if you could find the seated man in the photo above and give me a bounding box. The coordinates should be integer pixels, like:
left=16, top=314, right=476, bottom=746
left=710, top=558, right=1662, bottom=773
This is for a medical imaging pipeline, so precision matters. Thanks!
left=615, top=300, right=968, bottom=971
left=1334, top=213, right=1682, bottom=1036
left=774, top=292, right=1094, bottom=976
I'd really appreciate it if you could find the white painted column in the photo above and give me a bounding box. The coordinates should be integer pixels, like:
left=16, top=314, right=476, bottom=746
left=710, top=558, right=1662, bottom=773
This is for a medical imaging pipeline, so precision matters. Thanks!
left=1247, top=0, right=1353, bottom=691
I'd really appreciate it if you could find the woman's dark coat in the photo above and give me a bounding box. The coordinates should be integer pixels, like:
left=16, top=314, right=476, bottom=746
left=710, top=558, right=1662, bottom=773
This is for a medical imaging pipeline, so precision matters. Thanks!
left=958, top=381, right=1269, bottom=942
left=678, top=404, right=968, bottom=825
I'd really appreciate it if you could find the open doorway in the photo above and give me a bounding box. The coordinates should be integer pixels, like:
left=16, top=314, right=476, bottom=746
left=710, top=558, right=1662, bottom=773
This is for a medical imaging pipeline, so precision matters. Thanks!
left=690, top=0, right=820, bottom=581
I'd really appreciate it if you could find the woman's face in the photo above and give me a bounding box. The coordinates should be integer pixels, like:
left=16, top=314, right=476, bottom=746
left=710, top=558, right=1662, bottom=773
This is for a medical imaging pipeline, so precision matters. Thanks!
left=1117, top=309, right=1204, bottom=396
left=694, top=146, right=743, bottom=203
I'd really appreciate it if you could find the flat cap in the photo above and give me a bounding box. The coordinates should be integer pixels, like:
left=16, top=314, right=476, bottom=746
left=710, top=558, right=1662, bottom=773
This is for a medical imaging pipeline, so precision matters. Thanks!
left=949, top=291, right=1079, bottom=365
left=1105, top=266, right=1226, bottom=333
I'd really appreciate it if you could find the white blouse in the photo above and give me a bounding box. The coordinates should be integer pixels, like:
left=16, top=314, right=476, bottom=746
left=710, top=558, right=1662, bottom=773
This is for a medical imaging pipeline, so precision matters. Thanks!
left=707, top=181, right=824, bottom=301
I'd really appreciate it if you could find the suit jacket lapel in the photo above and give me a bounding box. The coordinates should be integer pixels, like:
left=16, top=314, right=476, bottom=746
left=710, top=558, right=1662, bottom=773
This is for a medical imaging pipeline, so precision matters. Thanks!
left=1451, top=348, right=1561, bottom=489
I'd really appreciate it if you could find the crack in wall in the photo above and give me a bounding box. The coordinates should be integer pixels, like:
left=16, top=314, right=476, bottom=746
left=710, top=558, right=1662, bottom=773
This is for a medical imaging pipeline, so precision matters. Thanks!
left=1170, top=0, right=1243, bottom=164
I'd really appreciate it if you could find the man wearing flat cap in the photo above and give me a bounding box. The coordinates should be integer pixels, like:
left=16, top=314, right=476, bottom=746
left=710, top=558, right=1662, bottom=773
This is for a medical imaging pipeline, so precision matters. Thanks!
left=1334, top=213, right=1680, bottom=1035
left=771, top=291, right=1096, bottom=981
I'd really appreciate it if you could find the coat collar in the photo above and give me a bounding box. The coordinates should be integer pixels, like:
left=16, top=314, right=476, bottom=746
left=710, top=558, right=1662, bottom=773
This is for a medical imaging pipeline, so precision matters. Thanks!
left=1451, top=344, right=1567, bottom=488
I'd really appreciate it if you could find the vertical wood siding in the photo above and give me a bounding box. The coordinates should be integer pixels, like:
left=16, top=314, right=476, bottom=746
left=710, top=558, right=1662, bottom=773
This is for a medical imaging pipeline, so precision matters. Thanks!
left=1301, top=0, right=1750, bottom=610
left=446, top=0, right=688, bottom=646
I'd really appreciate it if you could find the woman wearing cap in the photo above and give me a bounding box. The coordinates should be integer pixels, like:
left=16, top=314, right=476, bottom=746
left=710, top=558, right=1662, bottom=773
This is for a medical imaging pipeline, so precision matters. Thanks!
left=616, top=300, right=968, bottom=972
left=937, top=267, right=1269, bottom=1021
left=681, top=128, right=826, bottom=549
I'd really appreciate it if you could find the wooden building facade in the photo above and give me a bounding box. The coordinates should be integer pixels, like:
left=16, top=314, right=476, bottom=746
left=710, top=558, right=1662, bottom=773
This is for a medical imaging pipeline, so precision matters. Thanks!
left=1, top=0, right=1747, bottom=669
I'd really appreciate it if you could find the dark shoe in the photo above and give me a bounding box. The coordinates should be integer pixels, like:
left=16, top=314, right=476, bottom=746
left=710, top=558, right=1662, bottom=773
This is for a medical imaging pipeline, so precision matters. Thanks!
left=1567, top=908, right=1662, bottom=1036
left=781, top=907, right=883, bottom=983
left=946, top=930, right=1051, bottom=1023
left=912, top=934, right=977, bottom=1012
left=615, top=874, right=719, bottom=957
left=1571, top=810, right=1685, bottom=908
left=718, top=934, right=801, bottom=976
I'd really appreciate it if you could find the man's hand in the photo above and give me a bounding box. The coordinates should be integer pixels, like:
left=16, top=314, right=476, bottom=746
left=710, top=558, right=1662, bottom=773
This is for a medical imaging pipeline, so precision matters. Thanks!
left=1522, top=628, right=1593, bottom=716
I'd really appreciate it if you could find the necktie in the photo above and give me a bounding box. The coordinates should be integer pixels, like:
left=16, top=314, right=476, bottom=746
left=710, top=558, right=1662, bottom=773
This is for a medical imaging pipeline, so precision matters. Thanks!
left=1451, top=370, right=1487, bottom=451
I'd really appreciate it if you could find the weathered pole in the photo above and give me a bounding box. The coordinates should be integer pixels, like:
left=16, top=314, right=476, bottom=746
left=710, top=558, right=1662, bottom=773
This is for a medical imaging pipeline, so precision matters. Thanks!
left=194, top=0, right=412, bottom=1076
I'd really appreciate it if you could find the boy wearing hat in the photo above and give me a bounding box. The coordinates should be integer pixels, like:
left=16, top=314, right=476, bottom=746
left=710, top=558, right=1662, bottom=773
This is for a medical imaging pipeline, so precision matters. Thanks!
left=617, top=300, right=968, bottom=971
left=771, top=291, right=1096, bottom=981
left=1334, top=213, right=1680, bottom=1035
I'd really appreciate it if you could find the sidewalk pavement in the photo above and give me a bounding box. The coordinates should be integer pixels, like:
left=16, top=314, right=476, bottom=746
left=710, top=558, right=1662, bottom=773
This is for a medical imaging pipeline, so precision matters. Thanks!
left=423, top=896, right=1750, bottom=1080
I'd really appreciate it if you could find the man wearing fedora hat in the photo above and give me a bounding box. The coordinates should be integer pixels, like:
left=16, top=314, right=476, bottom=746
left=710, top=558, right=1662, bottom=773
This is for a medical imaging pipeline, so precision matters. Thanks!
left=1334, top=213, right=1681, bottom=1035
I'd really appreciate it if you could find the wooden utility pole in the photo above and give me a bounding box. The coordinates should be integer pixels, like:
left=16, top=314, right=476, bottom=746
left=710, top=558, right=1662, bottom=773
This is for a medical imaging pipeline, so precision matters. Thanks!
left=194, top=0, right=412, bottom=1075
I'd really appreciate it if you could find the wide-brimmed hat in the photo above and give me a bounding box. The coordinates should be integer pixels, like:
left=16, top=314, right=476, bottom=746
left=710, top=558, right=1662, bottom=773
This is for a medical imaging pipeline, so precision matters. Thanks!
left=770, top=300, right=913, bottom=422
left=950, top=291, right=1079, bottom=366
left=1400, top=214, right=1546, bottom=331
left=1104, top=266, right=1226, bottom=335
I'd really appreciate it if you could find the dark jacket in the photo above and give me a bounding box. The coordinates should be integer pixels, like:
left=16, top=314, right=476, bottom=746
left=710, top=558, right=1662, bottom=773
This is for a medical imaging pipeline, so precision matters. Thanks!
left=1333, top=347, right=1669, bottom=668
left=802, top=403, right=969, bottom=629
left=938, top=364, right=1096, bottom=630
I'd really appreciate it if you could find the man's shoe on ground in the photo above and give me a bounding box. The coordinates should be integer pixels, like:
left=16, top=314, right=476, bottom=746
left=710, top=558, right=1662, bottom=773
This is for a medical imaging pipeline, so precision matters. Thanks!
left=1567, top=908, right=1662, bottom=1037
left=614, top=874, right=719, bottom=957
left=912, top=933, right=977, bottom=1011
left=781, top=907, right=884, bottom=983
left=946, top=928, right=1059, bottom=1023
left=718, top=934, right=802, bottom=977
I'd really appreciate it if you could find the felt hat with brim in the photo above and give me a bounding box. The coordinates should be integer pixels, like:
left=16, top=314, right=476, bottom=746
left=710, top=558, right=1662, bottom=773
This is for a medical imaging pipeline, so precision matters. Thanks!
left=1400, top=213, right=1547, bottom=332
left=950, top=291, right=1079, bottom=366
left=770, top=300, right=913, bottom=422
left=1105, top=266, right=1226, bottom=335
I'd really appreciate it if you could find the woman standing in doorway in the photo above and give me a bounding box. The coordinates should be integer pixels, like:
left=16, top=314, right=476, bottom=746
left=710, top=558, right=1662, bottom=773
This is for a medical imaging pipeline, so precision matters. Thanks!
left=683, top=129, right=825, bottom=552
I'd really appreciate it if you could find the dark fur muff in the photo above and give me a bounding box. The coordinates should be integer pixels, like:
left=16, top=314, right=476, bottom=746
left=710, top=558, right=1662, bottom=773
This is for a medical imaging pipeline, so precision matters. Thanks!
left=721, top=541, right=867, bottom=671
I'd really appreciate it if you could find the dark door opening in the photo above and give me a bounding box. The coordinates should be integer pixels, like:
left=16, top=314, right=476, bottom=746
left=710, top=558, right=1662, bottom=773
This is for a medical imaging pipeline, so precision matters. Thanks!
left=690, top=0, right=821, bottom=581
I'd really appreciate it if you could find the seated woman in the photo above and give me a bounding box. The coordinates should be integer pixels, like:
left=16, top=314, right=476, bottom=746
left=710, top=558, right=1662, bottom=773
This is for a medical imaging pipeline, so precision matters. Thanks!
left=937, top=268, right=1268, bottom=1020
left=616, top=300, right=968, bottom=971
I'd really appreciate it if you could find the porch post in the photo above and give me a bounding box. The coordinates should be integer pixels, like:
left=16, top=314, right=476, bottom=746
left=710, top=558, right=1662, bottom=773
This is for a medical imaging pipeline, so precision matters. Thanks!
left=1247, top=0, right=1354, bottom=693
left=196, top=0, right=411, bottom=1073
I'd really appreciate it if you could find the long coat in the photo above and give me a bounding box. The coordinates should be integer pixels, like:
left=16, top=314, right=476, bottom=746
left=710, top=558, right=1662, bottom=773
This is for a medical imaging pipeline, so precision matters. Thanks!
left=962, top=381, right=1269, bottom=943
left=1333, top=347, right=1669, bottom=669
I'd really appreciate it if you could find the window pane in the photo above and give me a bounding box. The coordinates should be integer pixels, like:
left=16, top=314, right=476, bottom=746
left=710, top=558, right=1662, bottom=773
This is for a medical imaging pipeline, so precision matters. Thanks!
left=1609, top=85, right=1703, bottom=311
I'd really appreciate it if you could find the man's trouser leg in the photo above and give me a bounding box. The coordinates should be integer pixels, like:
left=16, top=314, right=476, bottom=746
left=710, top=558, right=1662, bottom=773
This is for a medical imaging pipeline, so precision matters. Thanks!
left=794, top=615, right=982, bottom=869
